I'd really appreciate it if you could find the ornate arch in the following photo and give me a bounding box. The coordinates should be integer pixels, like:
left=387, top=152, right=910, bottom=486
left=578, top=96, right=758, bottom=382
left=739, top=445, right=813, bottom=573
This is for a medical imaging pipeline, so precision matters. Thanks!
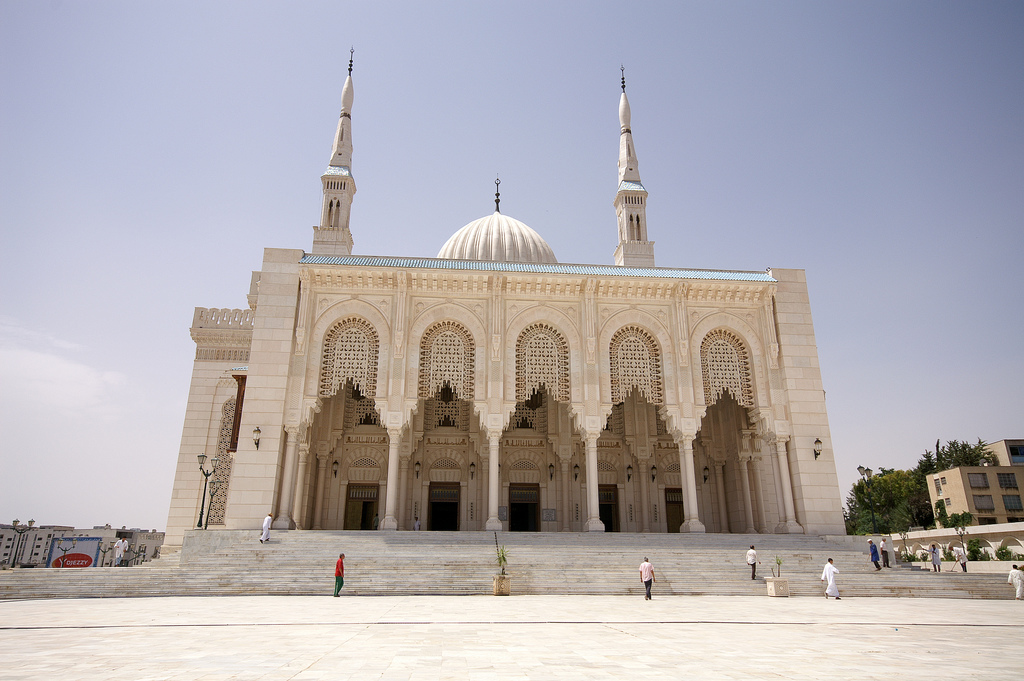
left=609, top=325, right=664, bottom=405
left=418, top=321, right=475, bottom=399
left=516, top=323, right=570, bottom=403
left=319, top=317, right=379, bottom=398
left=700, top=329, right=754, bottom=408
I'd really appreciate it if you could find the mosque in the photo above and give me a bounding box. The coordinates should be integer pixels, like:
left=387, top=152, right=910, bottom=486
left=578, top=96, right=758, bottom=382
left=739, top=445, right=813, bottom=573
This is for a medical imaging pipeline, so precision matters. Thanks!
left=164, top=60, right=845, bottom=547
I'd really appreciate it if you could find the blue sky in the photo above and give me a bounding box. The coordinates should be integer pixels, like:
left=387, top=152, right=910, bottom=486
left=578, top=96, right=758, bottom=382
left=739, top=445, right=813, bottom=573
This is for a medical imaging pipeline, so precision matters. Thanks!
left=1, top=2, right=1021, bottom=530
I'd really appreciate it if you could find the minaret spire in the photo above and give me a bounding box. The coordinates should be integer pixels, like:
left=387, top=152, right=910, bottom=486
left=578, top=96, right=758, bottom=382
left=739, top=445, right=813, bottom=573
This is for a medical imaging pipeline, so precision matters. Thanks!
left=613, top=66, right=655, bottom=267
left=494, top=176, right=501, bottom=213
left=313, top=49, right=358, bottom=256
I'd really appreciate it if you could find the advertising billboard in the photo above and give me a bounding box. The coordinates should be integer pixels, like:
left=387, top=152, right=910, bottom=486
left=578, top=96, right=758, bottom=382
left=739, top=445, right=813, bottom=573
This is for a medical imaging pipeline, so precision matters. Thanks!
left=46, top=536, right=102, bottom=568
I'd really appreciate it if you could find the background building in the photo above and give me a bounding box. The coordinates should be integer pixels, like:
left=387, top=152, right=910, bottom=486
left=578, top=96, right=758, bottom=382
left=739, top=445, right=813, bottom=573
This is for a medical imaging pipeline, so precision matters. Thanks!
left=0, top=523, right=164, bottom=568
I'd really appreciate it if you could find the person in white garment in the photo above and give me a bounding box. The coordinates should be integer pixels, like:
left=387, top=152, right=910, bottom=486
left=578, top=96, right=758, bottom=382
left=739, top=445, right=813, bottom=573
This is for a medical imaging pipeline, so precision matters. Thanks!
left=821, top=558, right=840, bottom=600
left=951, top=545, right=968, bottom=572
left=413, top=517, right=421, bottom=531
left=639, top=557, right=655, bottom=601
left=1008, top=564, right=1023, bottom=600
left=930, top=544, right=942, bottom=572
left=260, top=513, right=273, bottom=544
left=113, top=537, right=128, bottom=567
left=746, top=545, right=759, bottom=580
left=879, top=538, right=891, bottom=568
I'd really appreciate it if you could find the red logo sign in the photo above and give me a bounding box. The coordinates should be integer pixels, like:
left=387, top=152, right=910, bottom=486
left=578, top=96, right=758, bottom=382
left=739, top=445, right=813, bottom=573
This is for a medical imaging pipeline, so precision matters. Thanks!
left=53, top=553, right=93, bottom=568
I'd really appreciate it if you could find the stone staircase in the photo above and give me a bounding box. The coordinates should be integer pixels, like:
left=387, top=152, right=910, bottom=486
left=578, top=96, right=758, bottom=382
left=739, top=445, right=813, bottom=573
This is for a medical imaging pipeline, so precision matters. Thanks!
left=0, top=531, right=1012, bottom=600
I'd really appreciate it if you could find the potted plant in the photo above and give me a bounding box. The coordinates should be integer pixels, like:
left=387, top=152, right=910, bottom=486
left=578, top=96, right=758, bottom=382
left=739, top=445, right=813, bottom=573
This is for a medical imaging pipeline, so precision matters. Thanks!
left=764, top=555, right=789, bottom=597
left=493, top=532, right=511, bottom=596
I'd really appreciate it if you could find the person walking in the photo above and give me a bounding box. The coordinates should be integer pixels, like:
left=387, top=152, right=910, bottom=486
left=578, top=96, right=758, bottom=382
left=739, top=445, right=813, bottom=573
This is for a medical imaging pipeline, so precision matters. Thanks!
left=113, top=537, right=128, bottom=567
left=880, top=538, right=891, bottom=568
left=639, top=557, right=655, bottom=601
left=868, top=539, right=881, bottom=571
left=1008, top=564, right=1023, bottom=600
left=929, top=544, right=941, bottom=572
left=413, top=517, right=421, bottom=531
left=951, top=544, right=968, bottom=572
left=746, top=545, right=760, bottom=580
left=333, top=553, right=345, bottom=597
left=821, top=558, right=840, bottom=600
left=260, top=513, right=273, bottom=544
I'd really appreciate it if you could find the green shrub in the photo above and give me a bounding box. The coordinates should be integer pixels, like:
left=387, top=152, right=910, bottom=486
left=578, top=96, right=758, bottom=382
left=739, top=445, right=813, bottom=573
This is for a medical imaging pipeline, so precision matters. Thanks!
left=966, top=538, right=984, bottom=562
left=995, top=546, right=1012, bottom=561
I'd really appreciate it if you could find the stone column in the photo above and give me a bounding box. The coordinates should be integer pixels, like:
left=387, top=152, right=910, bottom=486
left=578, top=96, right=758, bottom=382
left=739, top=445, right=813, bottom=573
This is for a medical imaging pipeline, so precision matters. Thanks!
left=715, top=461, right=730, bottom=533
left=752, top=458, right=768, bottom=533
left=767, top=437, right=788, bottom=531
left=678, top=436, right=705, bottom=533
left=775, top=437, right=804, bottom=533
left=738, top=457, right=756, bottom=533
left=380, top=427, right=402, bottom=530
left=337, top=481, right=348, bottom=528
left=397, top=455, right=410, bottom=531
left=638, top=458, right=652, bottom=533
left=275, top=427, right=300, bottom=529
left=485, top=433, right=502, bottom=530
left=560, top=459, right=571, bottom=531
left=290, top=442, right=310, bottom=529
left=584, top=435, right=605, bottom=532
left=312, top=451, right=329, bottom=530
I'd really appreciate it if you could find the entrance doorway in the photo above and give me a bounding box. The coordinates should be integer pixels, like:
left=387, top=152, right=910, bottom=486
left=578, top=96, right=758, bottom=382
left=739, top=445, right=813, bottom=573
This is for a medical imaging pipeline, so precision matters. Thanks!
left=344, top=485, right=378, bottom=530
left=599, top=485, right=619, bottom=532
left=428, top=483, right=460, bottom=531
left=665, top=488, right=684, bottom=533
left=509, top=484, right=539, bottom=531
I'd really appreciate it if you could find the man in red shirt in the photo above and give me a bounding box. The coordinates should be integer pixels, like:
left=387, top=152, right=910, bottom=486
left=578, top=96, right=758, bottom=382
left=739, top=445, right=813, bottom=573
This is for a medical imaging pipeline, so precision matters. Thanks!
left=334, top=553, right=345, bottom=597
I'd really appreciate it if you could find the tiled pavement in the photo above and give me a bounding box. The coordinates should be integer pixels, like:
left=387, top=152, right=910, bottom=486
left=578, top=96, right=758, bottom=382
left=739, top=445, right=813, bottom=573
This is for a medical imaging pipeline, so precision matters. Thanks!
left=1, top=594, right=1018, bottom=680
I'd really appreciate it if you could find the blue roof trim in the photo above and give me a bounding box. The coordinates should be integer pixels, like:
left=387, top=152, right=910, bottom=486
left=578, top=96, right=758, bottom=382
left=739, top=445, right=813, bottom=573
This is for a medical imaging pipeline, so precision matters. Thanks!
left=323, top=166, right=352, bottom=177
left=299, top=255, right=775, bottom=282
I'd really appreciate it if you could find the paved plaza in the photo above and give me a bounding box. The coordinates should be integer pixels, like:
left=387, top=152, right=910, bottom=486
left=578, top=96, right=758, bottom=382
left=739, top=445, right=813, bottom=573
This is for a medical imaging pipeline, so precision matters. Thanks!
left=0, top=594, right=1018, bottom=680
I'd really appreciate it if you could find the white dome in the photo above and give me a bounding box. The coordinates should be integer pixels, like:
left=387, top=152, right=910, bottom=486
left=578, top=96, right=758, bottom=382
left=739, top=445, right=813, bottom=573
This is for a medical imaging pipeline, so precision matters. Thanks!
left=437, top=212, right=558, bottom=264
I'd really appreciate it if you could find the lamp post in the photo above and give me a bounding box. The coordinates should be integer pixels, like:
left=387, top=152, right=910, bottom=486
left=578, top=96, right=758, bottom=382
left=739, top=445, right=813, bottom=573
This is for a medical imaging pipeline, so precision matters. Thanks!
left=204, top=481, right=223, bottom=530
left=857, top=465, right=878, bottom=535
left=52, top=536, right=77, bottom=567
left=9, top=519, right=35, bottom=568
left=196, top=454, right=219, bottom=529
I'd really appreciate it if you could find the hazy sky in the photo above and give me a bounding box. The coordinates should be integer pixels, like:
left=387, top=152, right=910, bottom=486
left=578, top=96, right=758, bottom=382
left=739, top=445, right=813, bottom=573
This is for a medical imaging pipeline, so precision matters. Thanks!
left=1, top=2, right=1021, bottom=531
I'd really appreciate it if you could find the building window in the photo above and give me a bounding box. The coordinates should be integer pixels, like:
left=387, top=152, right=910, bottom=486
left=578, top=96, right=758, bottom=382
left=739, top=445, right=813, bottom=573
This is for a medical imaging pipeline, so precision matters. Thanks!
left=972, top=495, right=995, bottom=510
left=1009, top=445, right=1024, bottom=464
left=940, top=477, right=947, bottom=485
left=978, top=517, right=998, bottom=525
left=1003, top=495, right=1023, bottom=511
left=997, top=473, right=1018, bottom=489
left=934, top=478, right=942, bottom=495
left=968, top=473, right=989, bottom=489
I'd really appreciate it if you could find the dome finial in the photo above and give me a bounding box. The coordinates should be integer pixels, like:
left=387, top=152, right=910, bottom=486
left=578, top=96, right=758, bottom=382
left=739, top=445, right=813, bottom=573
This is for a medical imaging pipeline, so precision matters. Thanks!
left=348, top=47, right=354, bottom=76
left=621, top=65, right=626, bottom=92
left=494, top=175, right=501, bottom=213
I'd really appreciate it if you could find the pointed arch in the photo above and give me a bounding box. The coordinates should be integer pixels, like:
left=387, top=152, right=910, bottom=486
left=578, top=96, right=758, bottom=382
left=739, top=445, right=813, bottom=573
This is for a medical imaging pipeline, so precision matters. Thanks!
left=516, top=323, right=570, bottom=403
left=319, top=316, right=379, bottom=398
left=418, top=321, right=475, bottom=399
left=700, top=328, right=754, bottom=407
left=609, top=325, right=663, bottom=405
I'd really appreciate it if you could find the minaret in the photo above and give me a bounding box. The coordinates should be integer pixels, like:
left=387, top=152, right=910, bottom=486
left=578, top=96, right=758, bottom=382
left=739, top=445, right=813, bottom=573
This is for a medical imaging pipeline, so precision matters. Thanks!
left=613, top=67, right=655, bottom=268
left=312, top=49, right=357, bottom=256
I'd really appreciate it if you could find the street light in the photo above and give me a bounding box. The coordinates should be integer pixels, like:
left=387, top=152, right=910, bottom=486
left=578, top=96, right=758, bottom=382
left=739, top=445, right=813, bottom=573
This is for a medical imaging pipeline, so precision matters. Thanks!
left=205, top=481, right=223, bottom=530
left=813, top=438, right=823, bottom=460
left=9, top=519, right=35, bottom=568
left=196, top=454, right=219, bottom=529
left=857, top=465, right=878, bottom=534
left=252, top=426, right=261, bottom=450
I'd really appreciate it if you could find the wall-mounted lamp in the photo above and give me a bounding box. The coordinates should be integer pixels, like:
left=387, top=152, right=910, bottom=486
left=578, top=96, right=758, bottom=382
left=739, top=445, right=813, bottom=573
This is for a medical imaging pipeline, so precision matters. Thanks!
left=703, top=466, right=710, bottom=483
left=252, top=426, right=262, bottom=450
left=414, top=461, right=421, bottom=479
left=332, top=461, right=339, bottom=478
left=469, top=462, right=476, bottom=480
left=651, top=465, right=657, bottom=482
left=573, top=464, right=580, bottom=481
left=549, top=463, right=555, bottom=480
left=626, top=465, right=633, bottom=482
left=813, top=438, right=823, bottom=460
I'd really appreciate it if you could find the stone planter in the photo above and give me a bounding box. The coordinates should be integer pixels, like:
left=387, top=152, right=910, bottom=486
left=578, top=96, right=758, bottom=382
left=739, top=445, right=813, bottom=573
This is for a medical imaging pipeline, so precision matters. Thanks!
left=493, top=574, right=511, bottom=596
left=765, top=577, right=789, bottom=597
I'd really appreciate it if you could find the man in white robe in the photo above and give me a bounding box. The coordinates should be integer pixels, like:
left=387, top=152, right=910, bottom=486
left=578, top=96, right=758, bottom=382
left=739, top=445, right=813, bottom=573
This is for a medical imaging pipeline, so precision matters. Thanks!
left=821, top=558, right=840, bottom=599
left=260, top=513, right=273, bottom=544
left=1009, top=564, right=1023, bottom=600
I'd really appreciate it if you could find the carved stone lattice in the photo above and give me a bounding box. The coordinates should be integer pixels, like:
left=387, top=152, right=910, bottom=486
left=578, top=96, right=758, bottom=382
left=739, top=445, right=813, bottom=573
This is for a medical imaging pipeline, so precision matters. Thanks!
left=515, top=324, right=570, bottom=403
left=609, top=325, right=663, bottom=405
left=700, top=329, right=754, bottom=407
left=598, top=460, right=615, bottom=472
left=432, top=458, right=459, bottom=470
left=419, top=321, right=475, bottom=399
left=424, top=394, right=469, bottom=430
left=319, top=317, right=379, bottom=398
left=510, top=460, right=537, bottom=470
left=605, top=403, right=625, bottom=434
left=208, top=399, right=236, bottom=526
left=350, top=457, right=380, bottom=468
left=344, top=384, right=380, bottom=428
left=509, top=394, right=547, bottom=433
